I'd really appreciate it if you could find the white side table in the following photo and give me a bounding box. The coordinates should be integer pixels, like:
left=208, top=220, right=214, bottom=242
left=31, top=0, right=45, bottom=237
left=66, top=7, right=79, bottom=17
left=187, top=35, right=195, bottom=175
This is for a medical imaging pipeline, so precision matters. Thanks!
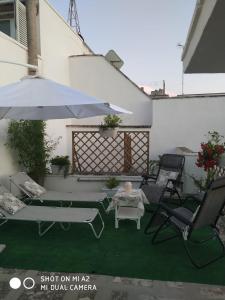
left=107, top=188, right=148, bottom=229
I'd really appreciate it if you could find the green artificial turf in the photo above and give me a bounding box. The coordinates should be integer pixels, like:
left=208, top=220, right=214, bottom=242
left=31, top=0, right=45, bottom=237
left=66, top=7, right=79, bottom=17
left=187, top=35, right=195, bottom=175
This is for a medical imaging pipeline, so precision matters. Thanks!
left=0, top=202, right=225, bottom=286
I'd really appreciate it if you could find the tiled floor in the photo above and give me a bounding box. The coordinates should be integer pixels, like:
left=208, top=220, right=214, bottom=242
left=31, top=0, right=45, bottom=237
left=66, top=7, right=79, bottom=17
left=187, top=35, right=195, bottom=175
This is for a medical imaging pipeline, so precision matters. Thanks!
left=0, top=268, right=225, bottom=300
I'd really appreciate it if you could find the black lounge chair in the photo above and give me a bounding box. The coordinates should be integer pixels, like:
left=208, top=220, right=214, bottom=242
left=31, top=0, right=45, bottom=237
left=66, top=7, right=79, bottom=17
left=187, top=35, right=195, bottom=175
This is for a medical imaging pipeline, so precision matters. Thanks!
left=140, top=154, right=185, bottom=234
left=151, top=176, right=225, bottom=268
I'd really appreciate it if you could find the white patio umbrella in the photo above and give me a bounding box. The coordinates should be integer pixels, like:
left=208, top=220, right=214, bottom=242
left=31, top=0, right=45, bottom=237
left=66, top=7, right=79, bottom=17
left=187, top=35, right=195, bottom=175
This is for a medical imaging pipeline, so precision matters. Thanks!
left=0, top=76, right=131, bottom=120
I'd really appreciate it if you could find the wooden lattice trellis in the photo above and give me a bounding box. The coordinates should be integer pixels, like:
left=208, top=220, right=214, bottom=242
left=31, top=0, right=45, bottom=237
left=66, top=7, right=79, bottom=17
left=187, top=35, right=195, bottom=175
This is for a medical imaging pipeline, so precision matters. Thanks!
left=72, top=131, right=149, bottom=175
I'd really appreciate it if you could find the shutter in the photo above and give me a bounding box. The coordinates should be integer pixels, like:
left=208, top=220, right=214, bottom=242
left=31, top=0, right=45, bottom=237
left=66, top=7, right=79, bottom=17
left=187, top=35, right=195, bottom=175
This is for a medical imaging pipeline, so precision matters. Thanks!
left=15, top=0, right=27, bottom=47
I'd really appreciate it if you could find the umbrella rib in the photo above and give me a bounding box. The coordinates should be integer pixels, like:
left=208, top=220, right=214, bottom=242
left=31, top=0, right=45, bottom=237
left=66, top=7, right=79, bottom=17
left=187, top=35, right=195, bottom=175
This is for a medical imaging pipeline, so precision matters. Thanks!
left=65, top=105, right=77, bottom=118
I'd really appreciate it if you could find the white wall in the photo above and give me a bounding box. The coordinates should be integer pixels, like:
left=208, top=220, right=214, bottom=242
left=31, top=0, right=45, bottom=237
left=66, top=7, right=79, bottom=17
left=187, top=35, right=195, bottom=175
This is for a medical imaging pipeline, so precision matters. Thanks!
left=69, top=55, right=152, bottom=127
left=44, top=175, right=142, bottom=193
left=0, top=0, right=92, bottom=174
left=39, top=0, right=91, bottom=83
left=150, top=95, right=225, bottom=192
left=0, top=32, right=28, bottom=176
left=151, top=96, right=225, bottom=158
left=0, top=32, right=27, bottom=85
left=51, top=55, right=152, bottom=162
left=38, top=0, right=92, bottom=157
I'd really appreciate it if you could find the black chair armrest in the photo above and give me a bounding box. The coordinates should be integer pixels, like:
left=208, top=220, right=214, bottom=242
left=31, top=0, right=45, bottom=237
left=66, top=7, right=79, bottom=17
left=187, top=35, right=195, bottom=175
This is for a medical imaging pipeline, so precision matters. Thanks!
left=141, top=174, right=157, bottom=181
left=159, top=203, right=192, bottom=226
left=166, top=178, right=183, bottom=186
left=140, top=174, right=157, bottom=188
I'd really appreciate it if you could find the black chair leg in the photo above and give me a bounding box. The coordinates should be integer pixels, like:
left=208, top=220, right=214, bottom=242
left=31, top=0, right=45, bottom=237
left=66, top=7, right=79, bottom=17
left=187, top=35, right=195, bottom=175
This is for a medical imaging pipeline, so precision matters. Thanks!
left=183, top=231, right=225, bottom=269
left=175, top=189, right=183, bottom=205
left=170, top=189, right=183, bottom=206
left=151, top=218, right=180, bottom=245
left=144, top=207, right=164, bottom=235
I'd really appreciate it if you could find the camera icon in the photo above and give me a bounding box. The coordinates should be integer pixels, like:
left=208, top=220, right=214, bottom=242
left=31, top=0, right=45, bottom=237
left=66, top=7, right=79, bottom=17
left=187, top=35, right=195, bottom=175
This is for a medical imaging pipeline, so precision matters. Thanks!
left=9, top=277, right=21, bottom=289
left=9, top=277, right=35, bottom=290
left=23, top=277, right=35, bottom=289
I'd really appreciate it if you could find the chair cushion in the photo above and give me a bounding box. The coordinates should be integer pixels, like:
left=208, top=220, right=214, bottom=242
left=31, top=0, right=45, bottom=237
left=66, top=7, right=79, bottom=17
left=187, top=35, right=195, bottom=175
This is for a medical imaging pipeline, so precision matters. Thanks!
left=156, top=169, right=178, bottom=187
left=171, top=206, right=200, bottom=240
left=142, top=183, right=165, bottom=203
left=23, top=180, right=46, bottom=197
left=0, top=193, right=26, bottom=215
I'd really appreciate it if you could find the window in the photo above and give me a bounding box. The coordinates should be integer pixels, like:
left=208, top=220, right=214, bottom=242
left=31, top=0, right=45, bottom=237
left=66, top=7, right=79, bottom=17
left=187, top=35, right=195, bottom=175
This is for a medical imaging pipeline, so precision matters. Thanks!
left=0, top=0, right=27, bottom=46
left=0, top=20, right=11, bottom=36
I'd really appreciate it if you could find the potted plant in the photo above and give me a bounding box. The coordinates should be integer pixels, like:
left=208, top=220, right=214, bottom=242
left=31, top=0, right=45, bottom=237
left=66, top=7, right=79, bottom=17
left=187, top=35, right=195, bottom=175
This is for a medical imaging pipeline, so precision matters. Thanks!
left=50, top=155, right=70, bottom=177
left=103, top=177, right=120, bottom=197
left=99, top=115, right=122, bottom=138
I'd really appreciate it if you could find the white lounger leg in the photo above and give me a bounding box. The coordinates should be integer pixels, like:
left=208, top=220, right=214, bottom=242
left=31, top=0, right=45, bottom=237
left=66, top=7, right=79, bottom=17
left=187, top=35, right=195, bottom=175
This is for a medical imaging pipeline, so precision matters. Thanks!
left=87, top=211, right=104, bottom=239
left=37, top=211, right=104, bottom=239
left=60, top=222, right=71, bottom=231
left=0, top=219, right=8, bottom=226
left=137, top=218, right=141, bottom=230
left=38, top=221, right=56, bottom=237
left=115, top=218, right=119, bottom=229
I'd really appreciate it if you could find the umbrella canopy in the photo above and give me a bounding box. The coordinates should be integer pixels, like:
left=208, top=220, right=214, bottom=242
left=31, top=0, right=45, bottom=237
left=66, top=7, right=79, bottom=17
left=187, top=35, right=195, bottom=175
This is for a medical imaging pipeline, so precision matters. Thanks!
left=0, top=76, right=131, bottom=120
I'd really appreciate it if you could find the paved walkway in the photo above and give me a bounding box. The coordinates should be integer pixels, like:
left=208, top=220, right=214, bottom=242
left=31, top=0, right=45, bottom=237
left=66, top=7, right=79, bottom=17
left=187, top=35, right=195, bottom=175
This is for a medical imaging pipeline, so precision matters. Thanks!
left=0, top=268, right=225, bottom=300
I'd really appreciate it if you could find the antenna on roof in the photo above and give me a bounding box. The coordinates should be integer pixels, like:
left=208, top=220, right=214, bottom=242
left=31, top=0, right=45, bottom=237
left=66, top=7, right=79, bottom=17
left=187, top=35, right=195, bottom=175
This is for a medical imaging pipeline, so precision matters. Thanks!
left=68, top=0, right=83, bottom=38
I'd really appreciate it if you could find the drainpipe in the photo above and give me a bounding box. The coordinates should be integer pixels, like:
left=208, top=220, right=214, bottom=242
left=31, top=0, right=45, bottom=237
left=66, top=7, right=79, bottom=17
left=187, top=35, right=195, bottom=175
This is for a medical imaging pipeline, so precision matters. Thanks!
left=26, top=0, right=38, bottom=75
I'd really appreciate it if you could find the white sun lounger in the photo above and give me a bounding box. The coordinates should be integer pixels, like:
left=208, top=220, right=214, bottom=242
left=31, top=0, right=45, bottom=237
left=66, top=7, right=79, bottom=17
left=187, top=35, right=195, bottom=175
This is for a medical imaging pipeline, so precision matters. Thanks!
left=0, top=186, right=104, bottom=239
left=0, top=206, right=104, bottom=238
left=10, top=172, right=108, bottom=210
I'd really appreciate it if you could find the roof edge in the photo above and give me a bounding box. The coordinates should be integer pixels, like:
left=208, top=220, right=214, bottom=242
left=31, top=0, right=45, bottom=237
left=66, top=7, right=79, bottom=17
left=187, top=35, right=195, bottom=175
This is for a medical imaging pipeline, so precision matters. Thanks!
left=152, top=92, right=225, bottom=100
left=43, top=0, right=93, bottom=54
left=182, top=0, right=205, bottom=61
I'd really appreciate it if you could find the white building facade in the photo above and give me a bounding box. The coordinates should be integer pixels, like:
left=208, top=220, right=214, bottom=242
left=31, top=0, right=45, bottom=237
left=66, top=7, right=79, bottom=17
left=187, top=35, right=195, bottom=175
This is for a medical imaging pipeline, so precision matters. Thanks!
left=1, top=0, right=225, bottom=194
left=0, top=0, right=152, bottom=178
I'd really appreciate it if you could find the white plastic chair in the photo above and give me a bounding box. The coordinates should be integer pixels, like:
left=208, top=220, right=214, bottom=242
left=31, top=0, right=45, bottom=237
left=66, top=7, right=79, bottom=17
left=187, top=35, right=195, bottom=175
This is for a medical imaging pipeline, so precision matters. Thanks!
left=115, top=198, right=142, bottom=230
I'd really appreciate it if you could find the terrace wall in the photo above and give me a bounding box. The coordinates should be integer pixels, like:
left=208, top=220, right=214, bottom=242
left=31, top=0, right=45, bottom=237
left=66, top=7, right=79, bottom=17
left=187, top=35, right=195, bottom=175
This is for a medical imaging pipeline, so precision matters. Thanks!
left=150, top=95, right=225, bottom=192
left=151, top=95, right=225, bottom=158
left=69, top=55, right=152, bottom=127
left=44, top=95, right=225, bottom=194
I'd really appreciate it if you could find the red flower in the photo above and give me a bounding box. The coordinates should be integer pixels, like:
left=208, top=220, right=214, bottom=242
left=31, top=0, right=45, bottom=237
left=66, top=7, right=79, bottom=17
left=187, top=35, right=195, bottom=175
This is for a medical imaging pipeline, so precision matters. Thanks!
left=215, top=145, right=225, bottom=154
left=196, top=140, right=224, bottom=171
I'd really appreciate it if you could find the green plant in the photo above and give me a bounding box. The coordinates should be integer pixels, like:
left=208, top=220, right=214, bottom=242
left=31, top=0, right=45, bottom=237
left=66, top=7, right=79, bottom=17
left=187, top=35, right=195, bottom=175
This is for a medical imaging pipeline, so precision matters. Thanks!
left=7, top=120, right=58, bottom=184
left=105, top=177, right=120, bottom=189
left=100, top=115, right=122, bottom=129
left=190, top=175, right=208, bottom=192
left=149, top=159, right=159, bottom=176
left=50, top=155, right=70, bottom=177
left=190, top=165, right=225, bottom=192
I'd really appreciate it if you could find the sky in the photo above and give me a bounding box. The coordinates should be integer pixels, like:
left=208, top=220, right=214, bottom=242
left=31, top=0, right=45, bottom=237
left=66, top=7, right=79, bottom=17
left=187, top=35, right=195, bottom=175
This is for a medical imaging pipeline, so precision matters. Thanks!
left=49, top=0, right=225, bottom=95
